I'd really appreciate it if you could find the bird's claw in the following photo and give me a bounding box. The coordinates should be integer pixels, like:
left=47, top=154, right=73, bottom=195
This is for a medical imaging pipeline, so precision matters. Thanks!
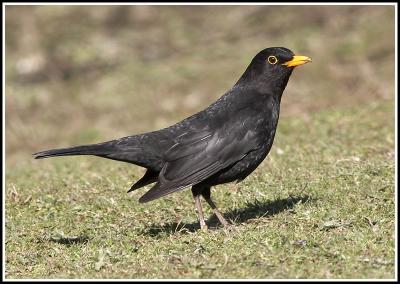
left=201, top=224, right=209, bottom=232
left=223, top=224, right=237, bottom=233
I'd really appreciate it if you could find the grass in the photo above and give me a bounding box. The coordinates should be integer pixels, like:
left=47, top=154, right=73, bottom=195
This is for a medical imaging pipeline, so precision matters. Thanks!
left=5, top=5, right=395, bottom=279
left=5, top=99, right=395, bottom=279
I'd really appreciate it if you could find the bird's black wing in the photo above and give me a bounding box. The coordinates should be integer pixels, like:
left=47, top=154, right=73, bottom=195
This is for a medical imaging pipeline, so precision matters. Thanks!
left=139, top=105, right=265, bottom=203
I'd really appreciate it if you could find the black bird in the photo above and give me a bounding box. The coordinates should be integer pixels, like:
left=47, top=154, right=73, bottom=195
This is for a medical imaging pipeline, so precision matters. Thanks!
left=33, top=47, right=311, bottom=231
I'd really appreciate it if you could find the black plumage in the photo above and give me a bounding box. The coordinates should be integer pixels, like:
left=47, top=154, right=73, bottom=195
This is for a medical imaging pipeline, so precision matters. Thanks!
left=33, top=47, right=311, bottom=230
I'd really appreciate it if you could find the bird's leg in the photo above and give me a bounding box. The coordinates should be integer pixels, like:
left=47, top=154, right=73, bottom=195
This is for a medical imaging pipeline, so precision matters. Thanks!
left=192, top=190, right=208, bottom=231
left=201, top=187, right=230, bottom=228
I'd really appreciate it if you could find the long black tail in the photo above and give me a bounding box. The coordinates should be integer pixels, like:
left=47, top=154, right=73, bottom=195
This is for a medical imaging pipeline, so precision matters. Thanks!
left=33, top=134, right=165, bottom=170
left=33, top=142, right=114, bottom=159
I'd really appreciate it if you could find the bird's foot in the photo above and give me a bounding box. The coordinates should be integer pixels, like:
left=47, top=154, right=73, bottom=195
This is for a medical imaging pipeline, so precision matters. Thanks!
left=200, top=224, right=209, bottom=232
left=222, top=222, right=238, bottom=233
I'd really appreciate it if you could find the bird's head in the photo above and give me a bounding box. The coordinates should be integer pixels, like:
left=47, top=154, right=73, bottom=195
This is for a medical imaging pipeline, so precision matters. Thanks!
left=237, top=47, right=311, bottom=95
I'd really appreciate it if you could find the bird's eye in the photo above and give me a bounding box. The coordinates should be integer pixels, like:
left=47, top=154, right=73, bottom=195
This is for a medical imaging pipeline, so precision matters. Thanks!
left=267, top=56, right=278, bottom=65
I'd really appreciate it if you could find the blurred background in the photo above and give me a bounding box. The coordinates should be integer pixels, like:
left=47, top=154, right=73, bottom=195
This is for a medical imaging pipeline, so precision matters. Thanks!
left=5, top=5, right=395, bottom=165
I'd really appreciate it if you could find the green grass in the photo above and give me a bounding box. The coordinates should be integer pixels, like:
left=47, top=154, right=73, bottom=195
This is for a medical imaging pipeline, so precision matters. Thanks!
left=5, top=99, right=395, bottom=279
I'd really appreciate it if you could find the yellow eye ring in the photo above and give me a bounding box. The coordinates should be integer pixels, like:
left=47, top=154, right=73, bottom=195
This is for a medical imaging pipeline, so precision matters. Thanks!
left=267, top=56, right=278, bottom=65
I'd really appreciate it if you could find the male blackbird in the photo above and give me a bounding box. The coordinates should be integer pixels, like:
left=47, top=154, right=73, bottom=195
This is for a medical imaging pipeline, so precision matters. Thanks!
left=34, top=47, right=311, bottom=231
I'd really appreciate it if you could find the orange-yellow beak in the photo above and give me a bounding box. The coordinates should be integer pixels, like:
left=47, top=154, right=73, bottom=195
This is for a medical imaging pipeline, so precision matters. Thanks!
left=283, top=55, right=312, bottom=67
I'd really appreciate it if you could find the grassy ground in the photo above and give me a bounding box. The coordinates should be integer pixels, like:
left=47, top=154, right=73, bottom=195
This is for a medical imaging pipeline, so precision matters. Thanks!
left=5, top=5, right=396, bottom=279
left=5, top=100, right=395, bottom=279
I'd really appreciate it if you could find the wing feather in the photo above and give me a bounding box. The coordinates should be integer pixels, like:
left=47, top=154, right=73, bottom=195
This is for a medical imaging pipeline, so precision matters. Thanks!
left=139, top=102, right=267, bottom=203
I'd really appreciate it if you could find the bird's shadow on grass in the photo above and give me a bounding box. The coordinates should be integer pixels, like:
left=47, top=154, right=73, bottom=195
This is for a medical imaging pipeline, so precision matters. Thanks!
left=140, top=195, right=313, bottom=237
left=48, top=235, right=90, bottom=246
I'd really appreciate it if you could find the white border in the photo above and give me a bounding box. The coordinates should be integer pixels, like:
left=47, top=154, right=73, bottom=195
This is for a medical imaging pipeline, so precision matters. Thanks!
left=1, top=2, right=399, bottom=5
left=3, top=2, right=398, bottom=282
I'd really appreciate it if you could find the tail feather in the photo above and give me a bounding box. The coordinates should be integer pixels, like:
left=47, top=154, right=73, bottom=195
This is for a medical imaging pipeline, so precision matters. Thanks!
left=33, top=133, right=167, bottom=169
left=33, top=143, right=113, bottom=159
left=127, top=169, right=158, bottom=192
